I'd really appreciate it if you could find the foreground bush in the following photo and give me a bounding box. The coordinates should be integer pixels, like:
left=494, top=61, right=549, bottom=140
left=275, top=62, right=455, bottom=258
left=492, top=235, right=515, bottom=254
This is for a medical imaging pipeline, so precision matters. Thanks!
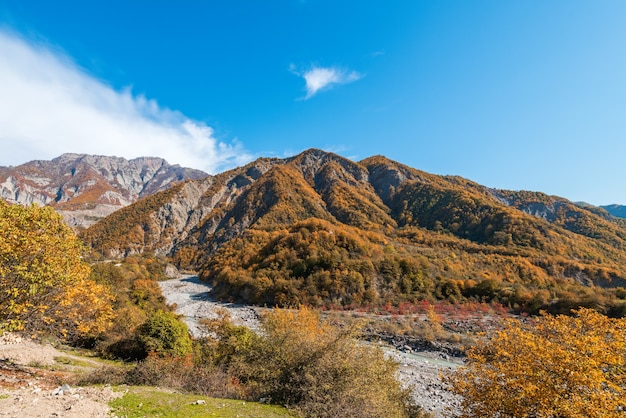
left=125, top=354, right=242, bottom=399
left=446, top=308, right=626, bottom=417
left=206, top=307, right=426, bottom=418
left=84, top=307, right=429, bottom=417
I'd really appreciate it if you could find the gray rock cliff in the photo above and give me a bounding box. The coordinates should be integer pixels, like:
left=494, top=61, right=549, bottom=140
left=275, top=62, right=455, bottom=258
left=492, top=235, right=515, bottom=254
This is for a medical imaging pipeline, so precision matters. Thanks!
left=0, top=154, right=208, bottom=228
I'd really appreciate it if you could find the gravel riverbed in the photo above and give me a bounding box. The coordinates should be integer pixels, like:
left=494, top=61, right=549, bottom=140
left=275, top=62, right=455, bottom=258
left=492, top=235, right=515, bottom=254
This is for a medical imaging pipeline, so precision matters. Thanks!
left=158, top=275, right=263, bottom=335
left=159, top=275, right=462, bottom=417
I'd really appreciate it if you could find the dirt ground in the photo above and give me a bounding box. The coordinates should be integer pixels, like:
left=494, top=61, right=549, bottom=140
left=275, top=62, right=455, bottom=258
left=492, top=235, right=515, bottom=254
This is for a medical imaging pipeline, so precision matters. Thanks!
left=0, top=334, right=121, bottom=418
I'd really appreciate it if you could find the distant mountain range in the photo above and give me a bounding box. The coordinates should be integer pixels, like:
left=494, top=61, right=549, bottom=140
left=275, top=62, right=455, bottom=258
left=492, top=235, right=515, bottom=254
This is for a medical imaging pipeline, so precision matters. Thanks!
left=76, top=149, right=626, bottom=314
left=0, top=154, right=207, bottom=228
left=601, top=204, right=626, bottom=219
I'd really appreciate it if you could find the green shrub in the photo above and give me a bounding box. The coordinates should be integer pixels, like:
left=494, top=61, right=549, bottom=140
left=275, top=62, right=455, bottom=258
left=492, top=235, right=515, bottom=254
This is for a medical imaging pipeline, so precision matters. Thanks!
left=138, top=310, right=193, bottom=357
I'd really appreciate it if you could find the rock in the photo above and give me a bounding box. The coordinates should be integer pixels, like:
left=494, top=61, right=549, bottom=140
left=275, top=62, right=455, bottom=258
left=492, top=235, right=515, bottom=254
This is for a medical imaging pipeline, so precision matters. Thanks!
left=0, top=332, right=23, bottom=345
left=164, top=263, right=182, bottom=279
left=0, top=154, right=208, bottom=230
left=192, top=400, right=206, bottom=405
left=52, top=384, right=73, bottom=396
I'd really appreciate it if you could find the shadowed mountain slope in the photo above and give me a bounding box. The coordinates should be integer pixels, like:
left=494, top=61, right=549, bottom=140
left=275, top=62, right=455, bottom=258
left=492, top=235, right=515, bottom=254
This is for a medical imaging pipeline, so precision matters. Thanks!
left=602, top=204, right=626, bottom=219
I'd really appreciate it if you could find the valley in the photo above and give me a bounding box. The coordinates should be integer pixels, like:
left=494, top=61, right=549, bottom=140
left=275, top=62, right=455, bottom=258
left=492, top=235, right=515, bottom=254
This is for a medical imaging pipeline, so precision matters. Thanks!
left=2, top=149, right=626, bottom=417
left=3, top=2, right=626, bottom=415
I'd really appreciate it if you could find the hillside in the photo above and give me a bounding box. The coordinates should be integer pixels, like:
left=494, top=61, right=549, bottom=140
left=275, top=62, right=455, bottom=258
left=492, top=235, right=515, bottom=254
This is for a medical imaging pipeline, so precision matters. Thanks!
left=82, top=149, right=626, bottom=314
left=0, top=154, right=208, bottom=228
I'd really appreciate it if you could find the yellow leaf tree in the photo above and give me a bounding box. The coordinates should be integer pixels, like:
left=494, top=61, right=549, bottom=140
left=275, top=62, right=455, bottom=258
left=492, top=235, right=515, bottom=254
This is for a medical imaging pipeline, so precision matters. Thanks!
left=446, top=308, right=626, bottom=417
left=0, top=201, right=113, bottom=339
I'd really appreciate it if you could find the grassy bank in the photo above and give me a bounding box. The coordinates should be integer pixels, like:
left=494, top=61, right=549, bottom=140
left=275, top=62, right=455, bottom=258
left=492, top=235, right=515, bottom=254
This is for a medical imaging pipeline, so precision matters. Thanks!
left=109, top=386, right=293, bottom=417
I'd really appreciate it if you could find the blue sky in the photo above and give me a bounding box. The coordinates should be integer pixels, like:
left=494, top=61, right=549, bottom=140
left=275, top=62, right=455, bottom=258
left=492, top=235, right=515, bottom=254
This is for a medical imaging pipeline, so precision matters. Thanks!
left=1, top=1, right=625, bottom=205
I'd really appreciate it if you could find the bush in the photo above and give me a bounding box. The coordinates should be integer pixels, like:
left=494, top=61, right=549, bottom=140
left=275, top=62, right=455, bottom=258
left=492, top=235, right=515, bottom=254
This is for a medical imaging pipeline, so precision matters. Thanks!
left=75, top=365, right=128, bottom=386
left=137, top=310, right=193, bottom=357
left=205, top=307, right=426, bottom=418
left=126, top=353, right=242, bottom=399
left=88, top=257, right=171, bottom=358
left=90, top=307, right=429, bottom=417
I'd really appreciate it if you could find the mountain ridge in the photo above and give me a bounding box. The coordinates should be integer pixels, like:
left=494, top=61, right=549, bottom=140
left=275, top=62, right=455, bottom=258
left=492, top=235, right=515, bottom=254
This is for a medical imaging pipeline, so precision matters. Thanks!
left=601, top=204, right=626, bottom=219
left=0, top=153, right=208, bottom=228
left=80, top=149, right=626, bottom=314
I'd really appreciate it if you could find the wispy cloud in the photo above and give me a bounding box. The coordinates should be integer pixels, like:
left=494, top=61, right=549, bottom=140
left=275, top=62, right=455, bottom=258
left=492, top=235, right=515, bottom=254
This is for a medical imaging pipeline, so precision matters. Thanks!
left=291, top=64, right=362, bottom=100
left=0, top=29, right=253, bottom=173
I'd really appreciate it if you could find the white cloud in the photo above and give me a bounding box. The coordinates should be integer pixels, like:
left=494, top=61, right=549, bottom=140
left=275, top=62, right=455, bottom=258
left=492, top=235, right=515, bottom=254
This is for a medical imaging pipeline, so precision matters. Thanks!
left=291, top=64, right=362, bottom=99
left=0, top=29, right=253, bottom=173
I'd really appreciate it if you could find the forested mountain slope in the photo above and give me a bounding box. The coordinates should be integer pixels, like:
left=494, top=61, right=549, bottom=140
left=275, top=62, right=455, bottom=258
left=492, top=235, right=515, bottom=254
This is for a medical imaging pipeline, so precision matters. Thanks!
left=81, top=149, right=626, bottom=314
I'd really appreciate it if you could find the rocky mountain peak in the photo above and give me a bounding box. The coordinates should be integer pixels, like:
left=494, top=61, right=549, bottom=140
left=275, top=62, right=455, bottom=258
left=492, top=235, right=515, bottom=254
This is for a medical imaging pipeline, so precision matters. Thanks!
left=0, top=154, right=208, bottom=228
left=287, top=149, right=369, bottom=188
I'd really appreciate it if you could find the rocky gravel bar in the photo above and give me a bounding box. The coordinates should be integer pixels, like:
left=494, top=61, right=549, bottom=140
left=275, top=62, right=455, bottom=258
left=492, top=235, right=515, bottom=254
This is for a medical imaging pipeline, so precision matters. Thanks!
left=158, top=275, right=263, bottom=335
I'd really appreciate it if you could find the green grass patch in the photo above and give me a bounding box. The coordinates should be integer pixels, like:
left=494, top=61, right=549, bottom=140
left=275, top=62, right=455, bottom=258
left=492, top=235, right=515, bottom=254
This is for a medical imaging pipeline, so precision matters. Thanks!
left=109, top=386, right=293, bottom=417
left=54, top=356, right=92, bottom=368
left=57, top=347, right=128, bottom=368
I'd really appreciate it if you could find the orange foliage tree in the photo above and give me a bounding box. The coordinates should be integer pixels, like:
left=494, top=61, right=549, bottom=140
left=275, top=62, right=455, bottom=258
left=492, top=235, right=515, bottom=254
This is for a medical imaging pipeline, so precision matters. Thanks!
left=0, top=201, right=113, bottom=340
left=446, top=308, right=626, bottom=417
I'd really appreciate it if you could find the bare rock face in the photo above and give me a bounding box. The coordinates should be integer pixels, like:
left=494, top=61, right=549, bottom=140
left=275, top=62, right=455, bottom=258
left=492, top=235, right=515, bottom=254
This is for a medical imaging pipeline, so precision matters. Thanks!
left=82, top=158, right=280, bottom=258
left=0, top=154, right=208, bottom=228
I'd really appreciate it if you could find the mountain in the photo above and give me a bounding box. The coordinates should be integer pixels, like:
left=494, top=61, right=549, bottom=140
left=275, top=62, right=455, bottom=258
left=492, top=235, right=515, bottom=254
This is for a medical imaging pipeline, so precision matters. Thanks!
left=0, top=154, right=208, bottom=228
left=81, top=149, right=626, bottom=315
left=601, top=204, right=626, bottom=219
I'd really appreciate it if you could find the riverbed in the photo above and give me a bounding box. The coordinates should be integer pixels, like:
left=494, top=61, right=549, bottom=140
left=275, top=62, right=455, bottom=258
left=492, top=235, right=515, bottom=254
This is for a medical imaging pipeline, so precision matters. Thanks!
left=158, top=275, right=461, bottom=417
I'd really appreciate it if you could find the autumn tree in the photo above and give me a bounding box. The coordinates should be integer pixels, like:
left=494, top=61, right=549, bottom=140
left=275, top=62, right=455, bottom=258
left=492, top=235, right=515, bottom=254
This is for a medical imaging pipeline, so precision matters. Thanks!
left=0, top=201, right=113, bottom=340
left=446, top=308, right=626, bottom=417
